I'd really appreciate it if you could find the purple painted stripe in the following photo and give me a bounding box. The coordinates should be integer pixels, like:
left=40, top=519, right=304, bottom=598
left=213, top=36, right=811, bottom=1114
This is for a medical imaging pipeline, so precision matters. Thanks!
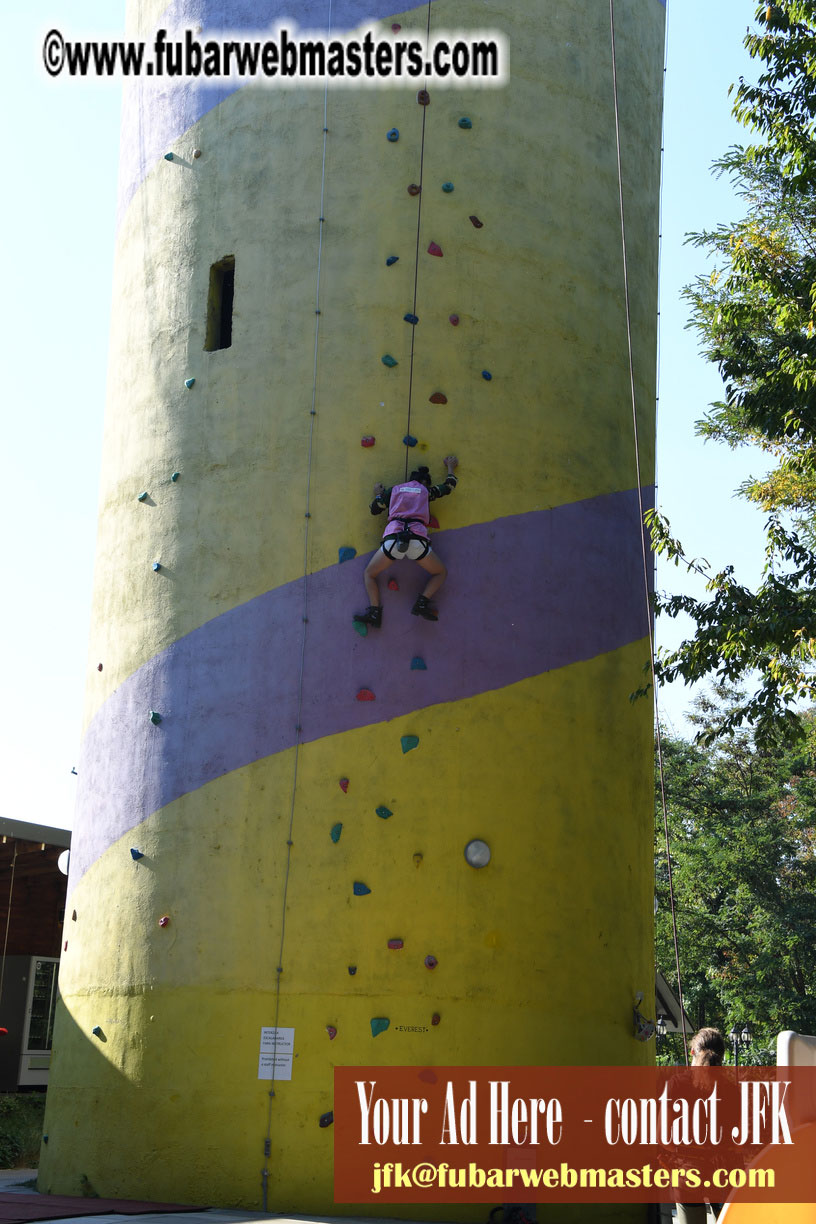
left=117, top=0, right=433, bottom=227
left=69, top=488, right=652, bottom=894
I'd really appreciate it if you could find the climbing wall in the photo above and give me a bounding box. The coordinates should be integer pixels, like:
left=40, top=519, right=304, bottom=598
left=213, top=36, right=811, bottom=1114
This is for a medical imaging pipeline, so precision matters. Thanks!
left=40, top=1, right=665, bottom=1220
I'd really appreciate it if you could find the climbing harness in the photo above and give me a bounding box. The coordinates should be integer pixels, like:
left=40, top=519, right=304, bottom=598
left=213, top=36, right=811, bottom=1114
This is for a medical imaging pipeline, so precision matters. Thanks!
left=608, top=0, right=688, bottom=1064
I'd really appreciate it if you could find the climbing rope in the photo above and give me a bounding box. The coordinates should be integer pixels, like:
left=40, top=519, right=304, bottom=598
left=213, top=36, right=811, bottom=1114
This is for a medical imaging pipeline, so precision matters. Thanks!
left=0, top=844, right=18, bottom=1017
left=608, top=0, right=688, bottom=1065
left=403, top=1, right=435, bottom=478
left=260, top=4, right=333, bottom=1205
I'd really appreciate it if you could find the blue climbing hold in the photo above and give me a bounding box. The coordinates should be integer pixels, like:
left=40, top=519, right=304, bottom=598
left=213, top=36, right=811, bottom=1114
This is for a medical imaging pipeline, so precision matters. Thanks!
left=130, top=848, right=144, bottom=860
left=376, top=805, right=393, bottom=820
left=403, top=435, right=418, bottom=447
left=339, top=546, right=356, bottom=563
left=404, top=313, right=419, bottom=325
left=370, top=1017, right=390, bottom=1037
left=353, top=619, right=368, bottom=637
left=319, top=1111, right=334, bottom=1128
left=386, top=256, right=399, bottom=266
left=482, top=370, right=492, bottom=381
left=330, top=823, right=343, bottom=843
left=92, top=1025, right=104, bottom=1038
left=387, top=128, right=399, bottom=142
left=353, top=882, right=371, bottom=896
left=442, top=181, right=455, bottom=193
left=382, top=354, right=398, bottom=368
left=411, top=657, right=427, bottom=670
left=401, top=735, right=420, bottom=753
left=458, top=117, right=473, bottom=129
left=152, top=562, right=162, bottom=571
left=184, top=378, right=195, bottom=389
left=348, top=965, right=357, bottom=975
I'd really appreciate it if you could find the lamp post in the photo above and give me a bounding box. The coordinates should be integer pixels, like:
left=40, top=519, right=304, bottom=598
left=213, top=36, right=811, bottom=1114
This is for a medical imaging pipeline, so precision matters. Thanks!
left=728, top=1023, right=752, bottom=1066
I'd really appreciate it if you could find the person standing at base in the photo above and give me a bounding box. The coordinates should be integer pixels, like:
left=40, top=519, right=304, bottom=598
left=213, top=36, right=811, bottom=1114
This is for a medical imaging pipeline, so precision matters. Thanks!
left=676, top=1028, right=726, bottom=1223
left=353, top=454, right=458, bottom=625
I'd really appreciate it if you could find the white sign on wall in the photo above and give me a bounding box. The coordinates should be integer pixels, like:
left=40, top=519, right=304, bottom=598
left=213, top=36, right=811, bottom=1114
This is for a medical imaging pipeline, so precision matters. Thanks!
left=257, top=1026, right=294, bottom=1080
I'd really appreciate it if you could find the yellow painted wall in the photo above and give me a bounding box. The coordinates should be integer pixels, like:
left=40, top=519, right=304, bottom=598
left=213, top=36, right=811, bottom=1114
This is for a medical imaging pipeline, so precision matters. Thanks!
left=41, top=1, right=664, bottom=1220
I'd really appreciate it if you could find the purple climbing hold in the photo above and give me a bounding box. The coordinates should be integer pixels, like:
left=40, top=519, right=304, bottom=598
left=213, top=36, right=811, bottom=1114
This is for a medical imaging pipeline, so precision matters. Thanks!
left=353, top=882, right=371, bottom=895
left=326, top=1025, right=337, bottom=1040
left=376, top=805, right=393, bottom=820
left=470, top=215, right=484, bottom=228
left=330, top=823, right=342, bottom=843
left=424, top=954, right=438, bottom=970
left=404, top=313, right=419, bottom=325
left=339, top=546, right=356, bottom=563
left=386, top=256, right=399, bottom=266
left=403, top=435, right=417, bottom=447
left=370, top=1017, right=390, bottom=1037
left=449, top=314, right=460, bottom=326
left=401, top=735, right=419, bottom=753
left=387, top=939, right=404, bottom=950
left=339, top=777, right=349, bottom=792
left=428, top=242, right=443, bottom=257
left=411, top=657, right=427, bottom=670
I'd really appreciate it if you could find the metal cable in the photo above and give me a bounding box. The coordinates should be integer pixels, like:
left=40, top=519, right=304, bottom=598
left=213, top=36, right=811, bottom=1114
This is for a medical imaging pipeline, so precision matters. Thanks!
left=261, top=4, right=333, bottom=1204
left=0, top=845, right=18, bottom=1014
left=608, top=0, right=688, bottom=1065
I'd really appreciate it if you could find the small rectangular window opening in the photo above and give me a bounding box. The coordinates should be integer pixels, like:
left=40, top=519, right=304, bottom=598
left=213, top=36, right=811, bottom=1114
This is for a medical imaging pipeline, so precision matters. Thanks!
left=205, top=255, right=235, bottom=351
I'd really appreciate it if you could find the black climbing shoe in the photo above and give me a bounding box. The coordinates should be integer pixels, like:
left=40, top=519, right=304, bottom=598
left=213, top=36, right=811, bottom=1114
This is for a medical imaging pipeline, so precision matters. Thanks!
left=411, top=595, right=438, bottom=621
left=353, top=605, right=382, bottom=628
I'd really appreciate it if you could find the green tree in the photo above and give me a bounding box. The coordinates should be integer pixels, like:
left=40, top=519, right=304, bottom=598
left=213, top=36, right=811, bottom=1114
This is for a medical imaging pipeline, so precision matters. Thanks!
left=651, top=2, right=816, bottom=742
left=655, top=688, right=816, bottom=1064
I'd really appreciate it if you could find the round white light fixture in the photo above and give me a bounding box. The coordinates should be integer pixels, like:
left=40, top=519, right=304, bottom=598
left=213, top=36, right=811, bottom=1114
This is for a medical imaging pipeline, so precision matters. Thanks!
left=57, top=849, right=70, bottom=876
left=464, top=839, right=491, bottom=868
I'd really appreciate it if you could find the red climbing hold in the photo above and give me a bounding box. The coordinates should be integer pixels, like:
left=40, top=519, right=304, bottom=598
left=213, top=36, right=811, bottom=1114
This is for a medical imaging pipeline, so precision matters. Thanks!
left=0, top=1028, right=7, bottom=1036
left=356, top=688, right=376, bottom=702
left=449, top=314, right=460, bottom=326
left=387, top=578, right=399, bottom=591
left=425, top=954, right=438, bottom=969
left=159, top=916, right=170, bottom=928
left=392, top=22, right=401, bottom=31
left=428, top=515, right=440, bottom=529
left=407, top=183, right=421, bottom=196
left=431, top=1013, right=441, bottom=1026
left=417, top=90, right=430, bottom=106
left=339, top=777, right=349, bottom=793
left=427, top=242, right=443, bottom=257
left=387, top=939, right=404, bottom=950
left=469, top=215, right=484, bottom=228
left=361, top=436, right=375, bottom=447
left=326, top=1025, right=337, bottom=1040
left=97, top=663, right=103, bottom=672
left=429, top=392, right=447, bottom=405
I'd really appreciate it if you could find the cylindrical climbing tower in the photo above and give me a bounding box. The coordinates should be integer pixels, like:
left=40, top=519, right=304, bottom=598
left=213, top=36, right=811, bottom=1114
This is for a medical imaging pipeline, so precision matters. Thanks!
left=41, top=1, right=665, bottom=1219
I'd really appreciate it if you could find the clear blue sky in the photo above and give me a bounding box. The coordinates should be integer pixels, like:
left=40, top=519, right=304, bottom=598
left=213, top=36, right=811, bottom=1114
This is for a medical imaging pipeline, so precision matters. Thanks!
left=1, top=1, right=766, bottom=832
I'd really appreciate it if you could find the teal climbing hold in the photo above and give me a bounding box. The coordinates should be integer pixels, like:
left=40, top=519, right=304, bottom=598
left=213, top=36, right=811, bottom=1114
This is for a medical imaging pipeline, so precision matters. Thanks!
left=442, top=181, right=454, bottom=193
left=370, top=1017, right=390, bottom=1038
left=184, top=378, right=195, bottom=388
left=403, top=435, right=417, bottom=447
left=387, top=128, right=399, bottom=142
left=386, top=256, right=399, bottom=266
left=411, top=657, right=427, bottom=670
left=353, top=882, right=371, bottom=896
left=330, top=823, right=343, bottom=843
left=149, top=710, right=163, bottom=725
left=92, top=1025, right=104, bottom=1037
left=458, top=117, right=473, bottom=129
left=401, top=735, right=419, bottom=753
left=171, top=471, right=180, bottom=482
left=376, top=805, right=393, bottom=820
left=164, top=152, right=174, bottom=161
left=339, top=546, right=356, bottom=563
left=353, top=619, right=368, bottom=638
left=404, top=313, right=419, bottom=325
left=381, top=355, right=398, bottom=368
left=137, top=491, right=149, bottom=502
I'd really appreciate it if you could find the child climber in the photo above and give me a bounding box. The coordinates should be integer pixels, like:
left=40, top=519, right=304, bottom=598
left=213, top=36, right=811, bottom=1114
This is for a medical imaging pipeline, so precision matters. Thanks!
left=354, top=455, right=459, bottom=625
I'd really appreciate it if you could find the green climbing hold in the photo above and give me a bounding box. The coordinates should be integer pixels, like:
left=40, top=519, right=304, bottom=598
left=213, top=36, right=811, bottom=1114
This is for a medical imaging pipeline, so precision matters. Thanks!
left=370, top=1017, right=390, bottom=1038
left=458, top=117, right=473, bottom=129
left=330, top=823, right=342, bottom=843
left=149, top=710, right=163, bottom=725
left=353, top=619, right=368, bottom=638
left=401, top=735, right=419, bottom=753
left=442, top=182, right=454, bottom=193
left=411, top=657, right=427, bottom=670
left=381, top=354, right=398, bottom=368
left=376, top=805, right=393, bottom=820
